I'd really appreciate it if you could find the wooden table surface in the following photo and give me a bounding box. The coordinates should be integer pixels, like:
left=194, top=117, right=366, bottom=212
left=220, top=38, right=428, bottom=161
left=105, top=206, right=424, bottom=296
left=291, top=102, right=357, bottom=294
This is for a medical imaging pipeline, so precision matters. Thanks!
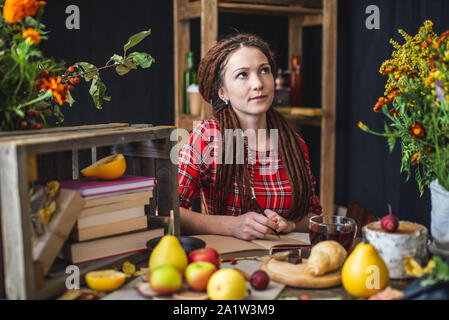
left=278, top=279, right=412, bottom=300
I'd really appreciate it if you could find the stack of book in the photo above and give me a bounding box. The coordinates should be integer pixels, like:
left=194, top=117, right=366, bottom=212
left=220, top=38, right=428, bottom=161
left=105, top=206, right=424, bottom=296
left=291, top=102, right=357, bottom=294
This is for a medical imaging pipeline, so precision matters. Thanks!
left=59, top=175, right=163, bottom=264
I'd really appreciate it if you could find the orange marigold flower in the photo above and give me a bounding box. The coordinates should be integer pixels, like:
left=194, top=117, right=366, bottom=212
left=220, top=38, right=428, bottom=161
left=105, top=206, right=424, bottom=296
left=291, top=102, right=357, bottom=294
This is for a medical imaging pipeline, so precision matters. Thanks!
left=2, top=0, right=46, bottom=24
left=373, top=97, right=388, bottom=113
left=425, top=75, right=435, bottom=88
left=412, top=152, right=420, bottom=165
left=386, top=87, right=401, bottom=102
left=421, top=38, right=433, bottom=48
left=22, top=28, right=41, bottom=45
left=409, top=122, right=426, bottom=139
left=38, top=76, right=68, bottom=105
left=426, top=146, right=434, bottom=156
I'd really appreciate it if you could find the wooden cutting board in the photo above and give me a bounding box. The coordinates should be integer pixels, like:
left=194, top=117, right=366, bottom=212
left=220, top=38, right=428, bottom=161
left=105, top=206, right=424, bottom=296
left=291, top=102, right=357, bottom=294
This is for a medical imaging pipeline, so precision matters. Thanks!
left=135, top=275, right=209, bottom=300
left=261, top=256, right=342, bottom=288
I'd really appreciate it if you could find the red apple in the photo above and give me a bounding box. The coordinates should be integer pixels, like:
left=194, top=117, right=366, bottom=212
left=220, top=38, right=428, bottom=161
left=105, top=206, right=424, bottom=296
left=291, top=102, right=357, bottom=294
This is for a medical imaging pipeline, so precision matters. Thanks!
left=185, top=261, right=217, bottom=291
left=188, top=247, right=221, bottom=269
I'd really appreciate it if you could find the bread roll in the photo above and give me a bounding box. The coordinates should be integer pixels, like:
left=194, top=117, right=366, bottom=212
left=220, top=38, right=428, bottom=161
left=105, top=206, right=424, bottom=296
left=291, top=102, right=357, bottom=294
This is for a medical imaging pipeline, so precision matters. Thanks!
left=306, top=240, right=347, bottom=276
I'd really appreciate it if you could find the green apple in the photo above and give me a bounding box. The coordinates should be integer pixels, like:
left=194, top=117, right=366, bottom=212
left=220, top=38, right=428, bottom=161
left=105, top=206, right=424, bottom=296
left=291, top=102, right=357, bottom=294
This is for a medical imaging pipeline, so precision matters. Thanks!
left=150, top=265, right=183, bottom=295
left=185, top=261, right=217, bottom=291
left=207, top=268, right=247, bottom=300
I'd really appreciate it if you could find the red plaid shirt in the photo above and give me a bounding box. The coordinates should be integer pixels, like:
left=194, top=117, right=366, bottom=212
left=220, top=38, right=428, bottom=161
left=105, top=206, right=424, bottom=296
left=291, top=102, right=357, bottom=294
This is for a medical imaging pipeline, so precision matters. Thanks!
left=178, top=119, right=322, bottom=217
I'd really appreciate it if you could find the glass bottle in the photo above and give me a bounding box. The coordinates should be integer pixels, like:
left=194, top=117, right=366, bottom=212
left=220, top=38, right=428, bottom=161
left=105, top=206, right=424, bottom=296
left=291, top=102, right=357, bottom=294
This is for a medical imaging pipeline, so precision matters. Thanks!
left=183, top=51, right=197, bottom=114
left=289, top=54, right=303, bottom=106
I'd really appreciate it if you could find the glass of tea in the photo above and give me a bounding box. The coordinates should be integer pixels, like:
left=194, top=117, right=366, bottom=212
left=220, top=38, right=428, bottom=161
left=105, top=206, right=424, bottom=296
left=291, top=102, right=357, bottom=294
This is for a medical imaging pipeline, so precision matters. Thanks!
left=308, top=216, right=357, bottom=252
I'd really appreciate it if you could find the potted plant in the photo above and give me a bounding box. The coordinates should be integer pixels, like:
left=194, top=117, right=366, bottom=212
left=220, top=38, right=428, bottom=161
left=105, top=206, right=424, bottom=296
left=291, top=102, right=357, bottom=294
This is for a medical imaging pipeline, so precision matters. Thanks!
left=358, top=20, right=449, bottom=252
left=0, top=0, right=155, bottom=131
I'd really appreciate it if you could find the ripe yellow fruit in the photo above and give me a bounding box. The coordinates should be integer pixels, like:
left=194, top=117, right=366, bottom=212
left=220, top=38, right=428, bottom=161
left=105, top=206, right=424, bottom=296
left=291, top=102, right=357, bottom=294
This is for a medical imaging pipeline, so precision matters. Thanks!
left=342, top=242, right=389, bottom=298
left=85, top=270, right=126, bottom=292
left=149, top=235, right=188, bottom=273
left=207, top=268, right=247, bottom=300
left=81, top=154, right=126, bottom=180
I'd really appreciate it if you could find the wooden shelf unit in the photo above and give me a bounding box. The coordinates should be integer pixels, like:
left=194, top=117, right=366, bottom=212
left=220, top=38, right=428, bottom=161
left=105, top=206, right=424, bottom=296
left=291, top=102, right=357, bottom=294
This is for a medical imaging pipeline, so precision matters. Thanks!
left=173, top=0, right=337, bottom=215
left=0, top=124, right=179, bottom=299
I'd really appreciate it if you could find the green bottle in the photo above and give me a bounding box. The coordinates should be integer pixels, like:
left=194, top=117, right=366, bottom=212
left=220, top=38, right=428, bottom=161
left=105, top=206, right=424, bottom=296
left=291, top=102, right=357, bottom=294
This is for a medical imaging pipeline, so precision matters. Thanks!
left=183, top=51, right=197, bottom=114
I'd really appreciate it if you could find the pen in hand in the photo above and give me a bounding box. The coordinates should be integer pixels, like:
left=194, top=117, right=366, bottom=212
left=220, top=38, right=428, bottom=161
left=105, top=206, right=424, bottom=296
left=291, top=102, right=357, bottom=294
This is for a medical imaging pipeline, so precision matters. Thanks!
left=250, top=187, right=281, bottom=238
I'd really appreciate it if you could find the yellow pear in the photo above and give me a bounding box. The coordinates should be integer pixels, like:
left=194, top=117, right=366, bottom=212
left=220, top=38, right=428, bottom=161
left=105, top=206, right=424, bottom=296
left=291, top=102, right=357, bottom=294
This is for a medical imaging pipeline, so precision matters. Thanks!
left=149, top=235, right=188, bottom=273
left=342, top=242, right=389, bottom=298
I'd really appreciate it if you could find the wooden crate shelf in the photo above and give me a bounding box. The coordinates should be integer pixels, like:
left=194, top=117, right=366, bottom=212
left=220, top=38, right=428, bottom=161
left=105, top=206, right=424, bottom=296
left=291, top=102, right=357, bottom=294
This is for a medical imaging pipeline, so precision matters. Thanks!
left=173, top=0, right=337, bottom=216
left=0, top=124, right=179, bottom=299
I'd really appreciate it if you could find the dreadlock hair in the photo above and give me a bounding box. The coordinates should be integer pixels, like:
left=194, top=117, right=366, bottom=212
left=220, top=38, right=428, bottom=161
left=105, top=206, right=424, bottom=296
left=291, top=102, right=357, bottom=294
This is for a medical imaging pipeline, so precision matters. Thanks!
left=197, top=33, right=312, bottom=220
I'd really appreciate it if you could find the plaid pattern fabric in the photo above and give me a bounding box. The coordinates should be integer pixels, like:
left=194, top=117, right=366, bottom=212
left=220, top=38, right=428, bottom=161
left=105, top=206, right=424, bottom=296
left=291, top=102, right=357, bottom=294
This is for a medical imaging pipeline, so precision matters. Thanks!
left=178, top=119, right=322, bottom=217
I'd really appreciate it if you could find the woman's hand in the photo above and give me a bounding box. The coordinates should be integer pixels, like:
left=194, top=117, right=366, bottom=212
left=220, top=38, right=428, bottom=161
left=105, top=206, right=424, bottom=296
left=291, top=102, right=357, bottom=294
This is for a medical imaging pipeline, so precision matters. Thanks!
left=230, top=211, right=279, bottom=240
left=264, top=209, right=296, bottom=233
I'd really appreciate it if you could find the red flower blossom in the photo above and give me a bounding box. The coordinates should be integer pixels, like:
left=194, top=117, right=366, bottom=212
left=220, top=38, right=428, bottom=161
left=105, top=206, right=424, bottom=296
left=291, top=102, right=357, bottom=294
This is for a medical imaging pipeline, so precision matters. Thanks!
left=409, top=122, right=426, bottom=139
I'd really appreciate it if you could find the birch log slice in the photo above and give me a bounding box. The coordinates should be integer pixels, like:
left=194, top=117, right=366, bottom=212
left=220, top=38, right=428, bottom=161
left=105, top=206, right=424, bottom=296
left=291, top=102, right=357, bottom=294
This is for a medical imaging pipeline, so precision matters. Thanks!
left=362, top=221, right=428, bottom=279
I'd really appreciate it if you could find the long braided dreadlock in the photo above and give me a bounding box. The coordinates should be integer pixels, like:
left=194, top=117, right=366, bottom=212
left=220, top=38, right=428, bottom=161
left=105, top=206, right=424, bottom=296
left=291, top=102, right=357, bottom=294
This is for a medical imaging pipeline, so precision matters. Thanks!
left=197, top=34, right=312, bottom=221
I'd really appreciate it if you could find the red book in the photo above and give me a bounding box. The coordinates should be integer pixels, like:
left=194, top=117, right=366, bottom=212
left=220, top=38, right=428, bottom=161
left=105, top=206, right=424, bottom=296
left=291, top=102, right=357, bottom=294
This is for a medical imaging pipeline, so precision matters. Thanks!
left=60, top=175, right=156, bottom=197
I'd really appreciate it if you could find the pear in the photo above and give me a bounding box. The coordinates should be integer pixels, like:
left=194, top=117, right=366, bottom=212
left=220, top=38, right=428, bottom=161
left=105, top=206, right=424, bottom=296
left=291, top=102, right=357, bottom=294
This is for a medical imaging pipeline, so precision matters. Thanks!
left=149, top=235, right=188, bottom=273
left=341, top=242, right=389, bottom=298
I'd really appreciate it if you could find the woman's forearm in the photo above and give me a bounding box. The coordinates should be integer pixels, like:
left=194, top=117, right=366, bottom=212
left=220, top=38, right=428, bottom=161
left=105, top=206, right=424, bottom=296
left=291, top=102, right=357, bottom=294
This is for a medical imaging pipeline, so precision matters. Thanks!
left=179, top=207, right=234, bottom=236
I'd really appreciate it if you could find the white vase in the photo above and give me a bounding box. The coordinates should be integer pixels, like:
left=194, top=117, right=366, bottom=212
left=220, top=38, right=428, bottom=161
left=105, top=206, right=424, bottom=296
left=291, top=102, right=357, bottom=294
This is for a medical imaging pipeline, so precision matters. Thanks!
left=430, top=179, right=449, bottom=250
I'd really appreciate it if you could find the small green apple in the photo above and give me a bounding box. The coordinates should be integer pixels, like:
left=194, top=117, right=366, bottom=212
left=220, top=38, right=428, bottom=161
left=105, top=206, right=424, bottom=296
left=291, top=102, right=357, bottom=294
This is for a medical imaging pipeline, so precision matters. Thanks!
left=185, top=261, right=217, bottom=291
left=150, top=265, right=183, bottom=295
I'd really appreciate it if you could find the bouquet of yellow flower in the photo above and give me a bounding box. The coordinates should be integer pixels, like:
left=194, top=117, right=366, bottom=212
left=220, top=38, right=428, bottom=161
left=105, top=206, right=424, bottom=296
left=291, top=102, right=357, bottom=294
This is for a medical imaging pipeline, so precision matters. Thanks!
left=359, top=20, right=449, bottom=195
left=0, top=0, right=154, bottom=131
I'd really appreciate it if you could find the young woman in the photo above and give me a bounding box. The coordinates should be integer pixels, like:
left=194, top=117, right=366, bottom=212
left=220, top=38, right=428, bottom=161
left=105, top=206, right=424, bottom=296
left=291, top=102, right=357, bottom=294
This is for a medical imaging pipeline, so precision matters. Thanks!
left=178, top=34, right=322, bottom=240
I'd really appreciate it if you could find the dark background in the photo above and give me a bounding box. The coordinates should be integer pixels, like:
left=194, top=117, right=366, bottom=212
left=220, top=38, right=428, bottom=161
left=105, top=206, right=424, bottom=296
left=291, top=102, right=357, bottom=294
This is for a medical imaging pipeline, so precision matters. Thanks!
left=39, top=0, right=449, bottom=229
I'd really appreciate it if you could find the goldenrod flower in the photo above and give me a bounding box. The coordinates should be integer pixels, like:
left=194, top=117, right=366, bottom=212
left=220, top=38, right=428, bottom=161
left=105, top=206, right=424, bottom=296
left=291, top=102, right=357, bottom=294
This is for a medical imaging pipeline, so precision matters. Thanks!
left=38, top=76, right=68, bottom=105
left=2, top=0, right=46, bottom=24
left=409, top=122, right=426, bottom=139
left=22, top=28, right=41, bottom=45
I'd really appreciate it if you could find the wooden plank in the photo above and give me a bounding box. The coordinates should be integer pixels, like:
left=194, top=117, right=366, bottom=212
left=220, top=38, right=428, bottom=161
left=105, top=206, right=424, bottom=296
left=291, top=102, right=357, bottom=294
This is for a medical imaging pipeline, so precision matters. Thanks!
left=0, top=124, right=167, bottom=144
left=289, top=15, right=304, bottom=69
left=174, top=0, right=191, bottom=128
left=113, top=139, right=172, bottom=160
left=218, top=3, right=322, bottom=15
left=0, top=145, right=35, bottom=299
left=0, top=123, right=129, bottom=140
left=320, top=0, right=337, bottom=216
left=223, top=0, right=322, bottom=7
left=276, top=107, right=323, bottom=117
left=3, top=127, right=174, bottom=155
left=301, top=13, right=322, bottom=26
left=155, top=139, right=180, bottom=236
left=283, top=114, right=322, bottom=127
left=36, top=251, right=149, bottom=299
left=177, top=0, right=201, bottom=20
left=0, top=185, right=4, bottom=298
left=201, top=0, right=218, bottom=120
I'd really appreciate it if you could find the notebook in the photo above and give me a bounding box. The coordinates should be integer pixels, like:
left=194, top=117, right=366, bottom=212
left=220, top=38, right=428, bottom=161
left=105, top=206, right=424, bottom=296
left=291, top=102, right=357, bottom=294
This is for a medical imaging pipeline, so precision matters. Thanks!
left=60, top=175, right=155, bottom=197
left=191, top=233, right=309, bottom=259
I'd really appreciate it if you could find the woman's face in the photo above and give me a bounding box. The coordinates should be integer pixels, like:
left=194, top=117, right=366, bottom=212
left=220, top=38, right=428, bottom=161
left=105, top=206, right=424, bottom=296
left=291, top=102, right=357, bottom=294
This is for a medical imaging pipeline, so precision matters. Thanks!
left=219, top=46, right=274, bottom=119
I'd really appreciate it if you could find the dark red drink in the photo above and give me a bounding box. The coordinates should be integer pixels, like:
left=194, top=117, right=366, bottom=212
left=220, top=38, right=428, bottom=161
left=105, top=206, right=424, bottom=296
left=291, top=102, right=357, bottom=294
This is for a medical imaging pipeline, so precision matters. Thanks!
left=309, top=228, right=356, bottom=252
left=308, top=216, right=357, bottom=252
